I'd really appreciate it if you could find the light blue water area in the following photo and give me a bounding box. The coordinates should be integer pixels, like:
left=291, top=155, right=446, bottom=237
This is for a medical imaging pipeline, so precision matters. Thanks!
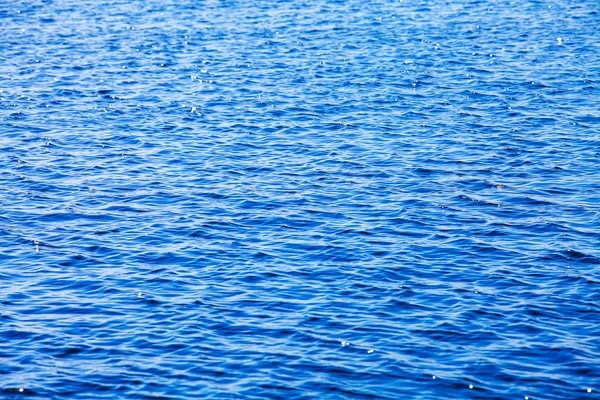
left=1, top=0, right=599, bottom=398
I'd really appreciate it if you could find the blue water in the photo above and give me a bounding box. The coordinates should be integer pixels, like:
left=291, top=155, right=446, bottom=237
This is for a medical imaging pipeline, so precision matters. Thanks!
left=1, top=0, right=599, bottom=398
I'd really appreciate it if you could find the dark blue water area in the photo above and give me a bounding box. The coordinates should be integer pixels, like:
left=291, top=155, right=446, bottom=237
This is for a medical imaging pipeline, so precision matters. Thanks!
left=1, top=0, right=599, bottom=398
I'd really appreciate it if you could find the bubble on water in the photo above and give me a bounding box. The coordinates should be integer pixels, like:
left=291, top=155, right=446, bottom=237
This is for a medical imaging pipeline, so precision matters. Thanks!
left=19, top=388, right=24, bottom=393
left=469, top=385, right=473, bottom=389
left=432, top=375, right=436, bottom=379
left=588, top=388, right=592, bottom=393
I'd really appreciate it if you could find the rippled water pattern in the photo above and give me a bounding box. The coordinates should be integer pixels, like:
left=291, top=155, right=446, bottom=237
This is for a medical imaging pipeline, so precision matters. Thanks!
left=1, top=0, right=599, bottom=398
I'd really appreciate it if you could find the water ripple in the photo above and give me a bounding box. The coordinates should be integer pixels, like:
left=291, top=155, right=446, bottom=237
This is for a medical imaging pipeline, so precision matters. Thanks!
left=1, top=0, right=599, bottom=398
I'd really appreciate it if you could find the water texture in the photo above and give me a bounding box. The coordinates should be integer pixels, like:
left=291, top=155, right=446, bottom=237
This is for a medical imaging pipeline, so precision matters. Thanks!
left=1, top=0, right=599, bottom=398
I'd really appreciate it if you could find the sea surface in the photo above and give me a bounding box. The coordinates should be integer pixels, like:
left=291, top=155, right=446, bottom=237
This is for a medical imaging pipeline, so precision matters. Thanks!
left=1, top=0, right=599, bottom=398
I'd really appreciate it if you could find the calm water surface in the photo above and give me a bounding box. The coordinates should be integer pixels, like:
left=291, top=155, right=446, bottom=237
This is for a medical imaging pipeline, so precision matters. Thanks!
left=1, top=0, right=599, bottom=398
